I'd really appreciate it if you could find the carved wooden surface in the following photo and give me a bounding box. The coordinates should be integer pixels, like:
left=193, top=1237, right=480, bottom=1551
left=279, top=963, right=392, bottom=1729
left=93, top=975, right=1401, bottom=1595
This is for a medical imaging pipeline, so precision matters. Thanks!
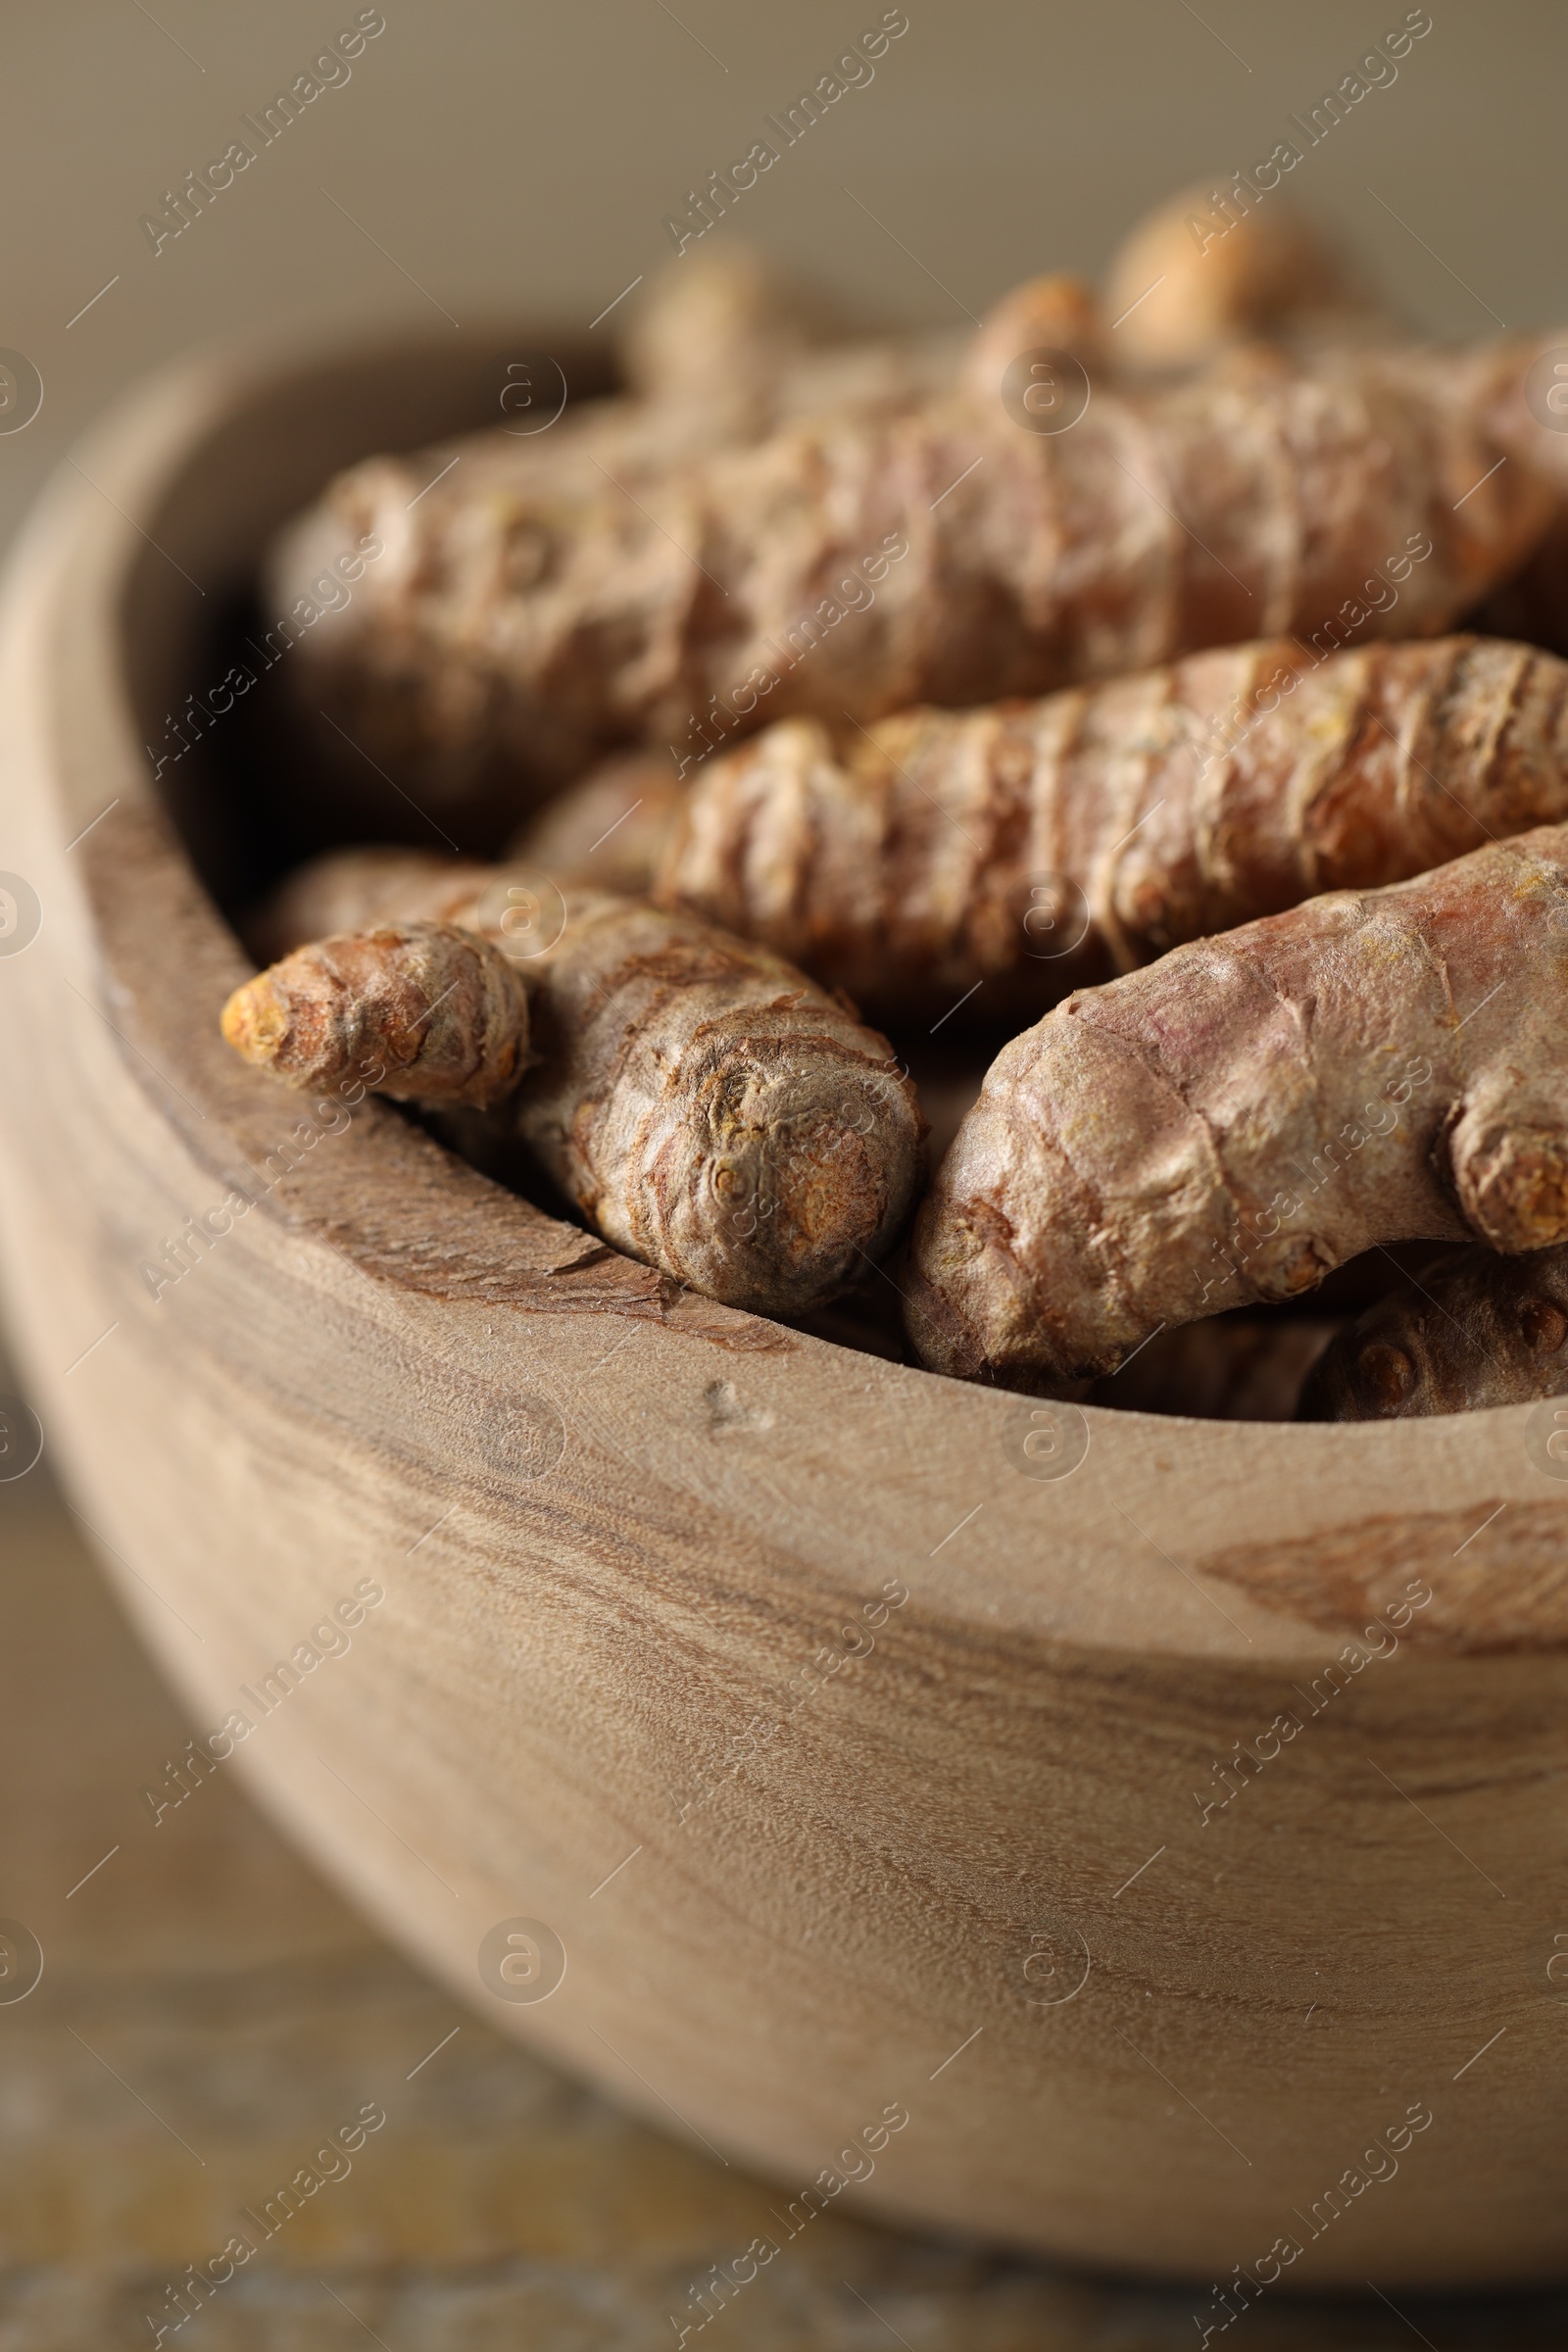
left=6, top=1450, right=1568, bottom=2344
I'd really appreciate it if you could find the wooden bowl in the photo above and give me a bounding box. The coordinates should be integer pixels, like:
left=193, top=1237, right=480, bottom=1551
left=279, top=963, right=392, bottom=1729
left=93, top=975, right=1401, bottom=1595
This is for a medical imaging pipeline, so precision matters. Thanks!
left=1, top=322, right=1565, bottom=2293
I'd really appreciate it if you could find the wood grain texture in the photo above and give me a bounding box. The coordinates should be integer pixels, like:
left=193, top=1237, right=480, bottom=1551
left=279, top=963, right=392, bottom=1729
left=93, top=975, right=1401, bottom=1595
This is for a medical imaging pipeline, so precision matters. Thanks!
left=21, top=1466, right=1457, bottom=2349
left=0, top=323, right=1566, bottom=2289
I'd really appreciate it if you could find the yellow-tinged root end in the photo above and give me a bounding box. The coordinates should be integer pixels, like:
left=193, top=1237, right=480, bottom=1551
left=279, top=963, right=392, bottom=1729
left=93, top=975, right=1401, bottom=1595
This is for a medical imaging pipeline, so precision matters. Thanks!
left=220, top=975, right=289, bottom=1066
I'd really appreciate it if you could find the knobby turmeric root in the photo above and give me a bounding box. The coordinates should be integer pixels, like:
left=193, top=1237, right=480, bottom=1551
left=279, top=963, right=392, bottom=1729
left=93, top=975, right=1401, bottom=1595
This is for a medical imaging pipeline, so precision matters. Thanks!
left=270, top=318, right=1553, bottom=805
left=958, top=272, right=1105, bottom=403
left=1102, top=186, right=1380, bottom=370
left=220, top=921, right=531, bottom=1107
left=906, top=824, right=1568, bottom=1391
left=624, top=241, right=969, bottom=427
left=1299, top=1244, right=1568, bottom=1419
left=637, top=633, right=1568, bottom=1025
left=621, top=244, right=961, bottom=441
left=620, top=244, right=843, bottom=428
left=231, top=856, right=926, bottom=1316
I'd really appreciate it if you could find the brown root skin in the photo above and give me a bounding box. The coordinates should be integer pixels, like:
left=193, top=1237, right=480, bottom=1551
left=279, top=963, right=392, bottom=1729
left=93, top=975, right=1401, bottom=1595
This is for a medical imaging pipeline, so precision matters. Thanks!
left=507, top=891, right=926, bottom=1315
left=1299, top=1245, right=1568, bottom=1420
left=620, top=244, right=963, bottom=438
left=619, top=244, right=846, bottom=432
left=246, top=858, right=926, bottom=1317
left=959, top=274, right=1105, bottom=406
left=650, top=635, right=1568, bottom=1027
left=906, top=823, right=1568, bottom=1390
left=1102, top=186, right=1381, bottom=370
left=220, top=922, right=531, bottom=1108
left=271, top=327, right=1554, bottom=806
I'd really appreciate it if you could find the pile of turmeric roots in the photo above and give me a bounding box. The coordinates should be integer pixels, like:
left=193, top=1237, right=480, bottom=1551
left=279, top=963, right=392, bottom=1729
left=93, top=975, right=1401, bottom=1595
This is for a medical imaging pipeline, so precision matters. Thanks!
left=222, top=185, right=1568, bottom=1423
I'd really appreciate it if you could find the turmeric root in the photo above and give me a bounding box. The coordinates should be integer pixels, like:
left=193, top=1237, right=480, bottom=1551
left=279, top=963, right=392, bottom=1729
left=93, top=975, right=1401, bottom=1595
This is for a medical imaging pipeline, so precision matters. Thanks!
left=235, top=855, right=926, bottom=1316
left=517, top=633, right=1568, bottom=1022
left=220, top=921, right=531, bottom=1107
left=620, top=245, right=841, bottom=423
left=615, top=244, right=961, bottom=445
left=628, top=634, right=1568, bottom=1026
left=269, top=250, right=964, bottom=821
left=958, top=273, right=1104, bottom=406
left=622, top=243, right=965, bottom=435
left=1102, top=186, right=1381, bottom=370
left=1299, top=1244, right=1568, bottom=1419
left=906, top=824, right=1568, bottom=1390
left=270, top=324, right=1552, bottom=806
left=510, top=893, right=924, bottom=1313
left=268, top=300, right=945, bottom=832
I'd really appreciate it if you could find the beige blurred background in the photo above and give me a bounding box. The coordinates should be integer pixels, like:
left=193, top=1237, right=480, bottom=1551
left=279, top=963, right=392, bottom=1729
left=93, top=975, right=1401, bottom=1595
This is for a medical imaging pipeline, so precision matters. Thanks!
left=2, top=0, right=1565, bottom=556
left=4, top=3, right=1568, bottom=2343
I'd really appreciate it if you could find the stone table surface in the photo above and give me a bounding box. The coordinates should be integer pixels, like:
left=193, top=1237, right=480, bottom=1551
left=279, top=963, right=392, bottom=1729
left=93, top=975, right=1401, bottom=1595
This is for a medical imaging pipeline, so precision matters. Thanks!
left=1, top=1463, right=1563, bottom=2351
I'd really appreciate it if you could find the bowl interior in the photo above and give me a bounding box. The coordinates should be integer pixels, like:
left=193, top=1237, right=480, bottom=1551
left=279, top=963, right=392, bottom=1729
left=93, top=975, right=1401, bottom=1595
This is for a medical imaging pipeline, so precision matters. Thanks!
left=128, top=328, right=615, bottom=914
left=112, top=324, right=1393, bottom=1409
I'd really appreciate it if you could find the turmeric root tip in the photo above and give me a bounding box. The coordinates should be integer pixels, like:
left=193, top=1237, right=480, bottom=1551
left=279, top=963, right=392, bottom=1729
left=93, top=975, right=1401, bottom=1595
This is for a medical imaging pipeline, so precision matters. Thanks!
left=230, top=860, right=925, bottom=1316
left=220, top=920, right=531, bottom=1108
left=511, top=893, right=926, bottom=1316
